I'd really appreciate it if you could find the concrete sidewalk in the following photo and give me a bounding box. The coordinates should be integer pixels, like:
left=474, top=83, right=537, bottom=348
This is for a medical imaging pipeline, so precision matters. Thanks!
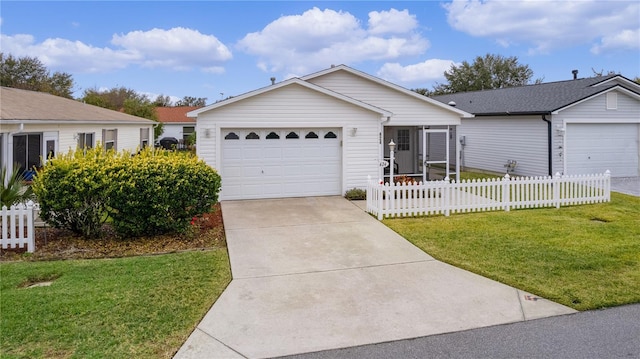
left=174, top=196, right=575, bottom=359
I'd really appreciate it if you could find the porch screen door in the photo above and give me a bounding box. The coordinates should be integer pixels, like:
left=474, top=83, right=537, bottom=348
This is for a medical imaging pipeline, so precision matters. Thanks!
left=422, top=128, right=450, bottom=182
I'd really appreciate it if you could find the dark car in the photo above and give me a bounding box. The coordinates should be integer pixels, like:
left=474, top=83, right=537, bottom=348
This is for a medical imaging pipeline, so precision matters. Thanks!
left=158, top=137, right=179, bottom=150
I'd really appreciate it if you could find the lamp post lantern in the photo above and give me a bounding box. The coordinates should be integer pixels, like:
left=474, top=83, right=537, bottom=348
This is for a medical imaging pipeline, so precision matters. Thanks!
left=389, top=140, right=396, bottom=185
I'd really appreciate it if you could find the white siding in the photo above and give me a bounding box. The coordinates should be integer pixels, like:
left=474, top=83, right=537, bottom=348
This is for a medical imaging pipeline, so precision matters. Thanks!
left=3, top=123, right=152, bottom=154
left=196, top=83, right=383, bottom=195
left=307, top=71, right=462, bottom=126
left=459, top=116, right=548, bottom=176
left=160, top=123, right=196, bottom=140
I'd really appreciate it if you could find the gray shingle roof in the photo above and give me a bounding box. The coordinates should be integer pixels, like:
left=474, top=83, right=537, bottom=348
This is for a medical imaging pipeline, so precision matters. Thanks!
left=431, top=75, right=638, bottom=115
left=1, top=86, right=155, bottom=124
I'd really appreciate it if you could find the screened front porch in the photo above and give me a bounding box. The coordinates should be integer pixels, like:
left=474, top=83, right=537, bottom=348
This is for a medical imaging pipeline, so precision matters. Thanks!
left=382, top=125, right=459, bottom=183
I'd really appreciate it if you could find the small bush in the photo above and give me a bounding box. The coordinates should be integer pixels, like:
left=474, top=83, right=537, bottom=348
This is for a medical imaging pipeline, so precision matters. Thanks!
left=106, top=148, right=221, bottom=237
left=345, top=188, right=366, bottom=200
left=32, top=147, right=114, bottom=238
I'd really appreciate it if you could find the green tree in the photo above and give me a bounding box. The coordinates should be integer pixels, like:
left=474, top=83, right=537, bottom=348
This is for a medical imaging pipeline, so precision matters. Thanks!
left=430, top=53, right=534, bottom=95
left=0, top=53, right=75, bottom=98
left=81, top=87, right=164, bottom=139
left=175, top=96, right=207, bottom=107
left=153, top=94, right=173, bottom=107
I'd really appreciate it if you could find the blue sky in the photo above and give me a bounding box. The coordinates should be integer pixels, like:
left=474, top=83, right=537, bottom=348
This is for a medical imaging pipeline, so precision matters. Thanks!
left=1, top=1, right=639, bottom=104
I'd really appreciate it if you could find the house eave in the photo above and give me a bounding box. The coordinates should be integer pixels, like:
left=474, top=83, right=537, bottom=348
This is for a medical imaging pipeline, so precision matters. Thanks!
left=473, top=111, right=552, bottom=117
left=187, top=77, right=394, bottom=118
left=301, top=64, right=474, bottom=118
left=0, top=119, right=155, bottom=125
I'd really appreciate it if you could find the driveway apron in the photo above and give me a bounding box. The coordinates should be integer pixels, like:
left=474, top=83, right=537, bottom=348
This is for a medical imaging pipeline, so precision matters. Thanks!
left=174, top=196, right=575, bottom=359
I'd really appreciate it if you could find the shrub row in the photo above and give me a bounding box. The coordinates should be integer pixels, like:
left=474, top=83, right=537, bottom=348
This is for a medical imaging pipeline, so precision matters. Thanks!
left=32, top=146, right=221, bottom=238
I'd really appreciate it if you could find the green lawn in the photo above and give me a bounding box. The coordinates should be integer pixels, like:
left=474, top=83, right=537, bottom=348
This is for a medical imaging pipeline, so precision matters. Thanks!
left=384, top=192, right=640, bottom=311
left=0, top=250, right=231, bottom=359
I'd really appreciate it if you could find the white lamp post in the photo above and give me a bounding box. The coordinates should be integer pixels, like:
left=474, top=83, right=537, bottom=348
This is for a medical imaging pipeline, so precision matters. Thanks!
left=389, top=139, right=396, bottom=185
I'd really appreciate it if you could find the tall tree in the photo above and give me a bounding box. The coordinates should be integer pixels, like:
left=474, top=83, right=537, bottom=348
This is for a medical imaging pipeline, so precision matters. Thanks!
left=153, top=94, right=173, bottom=107
left=175, top=96, right=207, bottom=107
left=0, top=53, right=75, bottom=98
left=80, top=87, right=164, bottom=139
left=431, top=53, right=534, bottom=95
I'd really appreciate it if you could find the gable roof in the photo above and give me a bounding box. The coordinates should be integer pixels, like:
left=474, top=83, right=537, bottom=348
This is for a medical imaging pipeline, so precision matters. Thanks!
left=301, top=64, right=473, bottom=118
left=431, top=75, right=640, bottom=116
left=1, top=86, right=155, bottom=125
left=188, top=77, right=393, bottom=118
left=155, top=106, right=200, bottom=123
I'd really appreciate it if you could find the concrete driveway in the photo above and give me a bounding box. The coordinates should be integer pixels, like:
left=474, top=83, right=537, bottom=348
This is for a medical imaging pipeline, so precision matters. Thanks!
left=174, top=196, right=575, bottom=359
left=611, top=177, right=640, bottom=196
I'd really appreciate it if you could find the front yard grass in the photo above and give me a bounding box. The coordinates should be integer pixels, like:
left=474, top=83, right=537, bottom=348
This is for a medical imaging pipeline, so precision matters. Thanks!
left=384, top=192, right=640, bottom=311
left=0, top=249, right=231, bottom=359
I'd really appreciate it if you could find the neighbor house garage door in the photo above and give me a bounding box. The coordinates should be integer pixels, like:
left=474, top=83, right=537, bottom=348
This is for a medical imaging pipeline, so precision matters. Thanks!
left=221, top=128, right=342, bottom=200
left=565, top=123, right=639, bottom=177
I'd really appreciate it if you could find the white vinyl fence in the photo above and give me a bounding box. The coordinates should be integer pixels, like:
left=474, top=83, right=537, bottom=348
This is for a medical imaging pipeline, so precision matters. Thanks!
left=1, top=201, right=38, bottom=253
left=367, top=171, right=611, bottom=220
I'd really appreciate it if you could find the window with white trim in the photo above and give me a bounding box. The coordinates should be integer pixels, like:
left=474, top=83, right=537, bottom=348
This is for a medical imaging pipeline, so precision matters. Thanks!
left=77, top=133, right=94, bottom=149
left=102, top=129, right=117, bottom=150
left=397, top=129, right=410, bottom=151
left=140, top=128, right=150, bottom=148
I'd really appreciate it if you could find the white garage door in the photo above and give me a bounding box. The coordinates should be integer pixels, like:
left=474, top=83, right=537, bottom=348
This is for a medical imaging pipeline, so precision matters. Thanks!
left=566, top=123, right=639, bottom=177
left=221, top=128, right=342, bottom=200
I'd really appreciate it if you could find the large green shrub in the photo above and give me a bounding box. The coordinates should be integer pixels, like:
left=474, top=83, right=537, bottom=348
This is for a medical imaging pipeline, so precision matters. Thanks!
left=32, top=147, right=114, bottom=238
left=106, top=149, right=221, bottom=237
left=32, top=146, right=221, bottom=238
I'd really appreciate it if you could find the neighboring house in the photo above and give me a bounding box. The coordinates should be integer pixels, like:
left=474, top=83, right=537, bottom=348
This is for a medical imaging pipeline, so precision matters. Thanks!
left=188, top=65, right=473, bottom=200
left=155, top=106, right=199, bottom=143
left=0, top=86, right=156, bottom=179
left=432, top=74, right=640, bottom=178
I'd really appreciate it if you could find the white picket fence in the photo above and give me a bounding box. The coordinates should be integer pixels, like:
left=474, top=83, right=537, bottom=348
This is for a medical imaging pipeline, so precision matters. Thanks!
left=1, top=201, right=38, bottom=253
left=366, top=171, right=611, bottom=220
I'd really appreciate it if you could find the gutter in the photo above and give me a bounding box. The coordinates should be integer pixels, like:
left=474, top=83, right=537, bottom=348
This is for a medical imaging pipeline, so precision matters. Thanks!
left=541, top=114, right=552, bottom=176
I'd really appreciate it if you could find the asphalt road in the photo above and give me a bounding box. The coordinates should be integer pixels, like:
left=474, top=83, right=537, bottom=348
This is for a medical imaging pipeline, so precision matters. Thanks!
left=279, top=304, right=640, bottom=359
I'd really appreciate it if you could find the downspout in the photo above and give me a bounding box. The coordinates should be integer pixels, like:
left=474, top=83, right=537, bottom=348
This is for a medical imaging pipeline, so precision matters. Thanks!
left=541, top=114, right=552, bottom=176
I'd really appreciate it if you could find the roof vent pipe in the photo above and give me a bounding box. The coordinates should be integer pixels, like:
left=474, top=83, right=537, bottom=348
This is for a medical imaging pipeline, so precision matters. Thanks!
left=448, top=101, right=456, bottom=107
left=270, top=77, right=276, bottom=85
left=572, top=69, right=578, bottom=80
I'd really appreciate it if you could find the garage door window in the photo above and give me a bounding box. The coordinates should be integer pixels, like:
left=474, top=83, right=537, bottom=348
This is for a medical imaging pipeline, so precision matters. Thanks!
left=324, top=131, right=337, bottom=139
left=286, top=131, right=299, bottom=139
left=266, top=132, right=280, bottom=139
left=225, top=132, right=239, bottom=140
left=246, top=132, right=259, bottom=139
left=305, top=131, right=318, bottom=139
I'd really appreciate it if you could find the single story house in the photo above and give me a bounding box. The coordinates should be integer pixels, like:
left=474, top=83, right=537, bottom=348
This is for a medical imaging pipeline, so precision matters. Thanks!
left=154, top=106, right=199, bottom=144
left=1, top=86, right=156, bottom=179
left=432, top=74, right=640, bottom=178
left=188, top=65, right=473, bottom=200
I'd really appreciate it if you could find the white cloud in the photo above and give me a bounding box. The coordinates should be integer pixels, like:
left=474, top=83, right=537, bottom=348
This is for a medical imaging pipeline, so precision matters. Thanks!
left=444, top=0, right=640, bottom=54
left=368, top=9, right=418, bottom=35
left=591, top=28, right=640, bottom=54
left=0, top=27, right=232, bottom=74
left=377, top=59, right=458, bottom=85
left=237, top=7, right=429, bottom=74
left=1, top=34, right=139, bottom=72
left=111, top=27, right=232, bottom=68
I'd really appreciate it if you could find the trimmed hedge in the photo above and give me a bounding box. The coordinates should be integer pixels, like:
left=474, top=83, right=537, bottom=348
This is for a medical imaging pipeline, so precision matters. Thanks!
left=32, top=147, right=221, bottom=238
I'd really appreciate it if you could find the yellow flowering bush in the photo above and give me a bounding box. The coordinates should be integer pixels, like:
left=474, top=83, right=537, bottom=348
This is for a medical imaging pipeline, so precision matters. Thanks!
left=32, top=146, right=221, bottom=238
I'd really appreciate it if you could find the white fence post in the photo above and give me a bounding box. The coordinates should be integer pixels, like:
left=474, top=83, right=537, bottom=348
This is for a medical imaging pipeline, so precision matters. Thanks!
left=604, top=170, right=611, bottom=202
left=1, top=202, right=36, bottom=253
left=502, top=173, right=511, bottom=212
